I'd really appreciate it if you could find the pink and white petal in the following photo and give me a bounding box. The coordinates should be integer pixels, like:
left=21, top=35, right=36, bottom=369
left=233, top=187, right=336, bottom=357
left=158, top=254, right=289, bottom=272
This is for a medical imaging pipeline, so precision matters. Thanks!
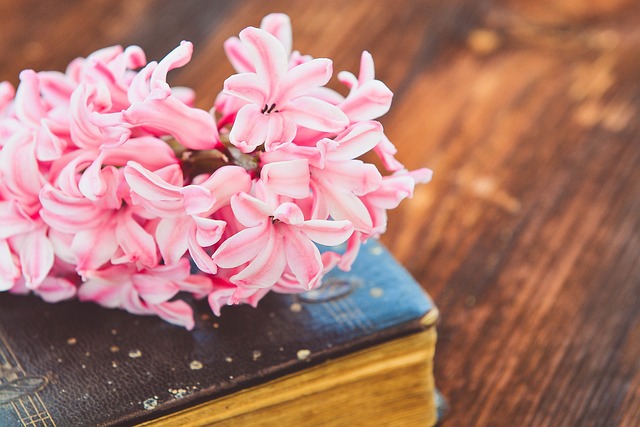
left=329, top=121, right=383, bottom=161
left=281, top=227, right=323, bottom=290
left=238, top=27, right=289, bottom=98
left=187, top=230, right=218, bottom=274
left=19, top=229, right=54, bottom=289
left=78, top=265, right=131, bottom=307
left=228, top=104, right=269, bottom=153
left=0, top=200, right=34, bottom=239
left=272, top=202, right=305, bottom=226
left=124, top=96, right=220, bottom=150
left=14, top=70, right=47, bottom=126
left=339, top=80, right=393, bottom=122
left=264, top=113, right=296, bottom=152
left=200, top=166, right=252, bottom=213
left=48, top=229, right=77, bottom=264
left=180, top=185, right=215, bottom=215
left=132, top=275, right=180, bottom=304
left=39, top=195, right=104, bottom=234
left=406, top=167, right=434, bottom=184
left=260, top=13, right=292, bottom=57
left=127, top=61, right=155, bottom=103
left=124, top=161, right=181, bottom=201
left=223, top=37, right=253, bottom=73
left=0, top=130, right=44, bottom=201
left=279, top=59, right=333, bottom=104
left=78, top=153, right=107, bottom=201
left=230, top=227, right=286, bottom=288
left=115, top=211, right=158, bottom=268
left=284, top=97, right=349, bottom=132
left=223, top=73, right=266, bottom=105
left=337, top=70, right=358, bottom=90
left=72, top=226, right=119, bottom=272
left=260, top=159, right=309, bottom=199
left=321, top=160, right=382, bottom=196
left=212, top=223, right=270, bottom=268
left=155, top=217, right=191, bottom=264
left=0, top=240, right=19, bottom=291
left=177, top=273, right=214, bottom=299
left=153, top=300, right=195, bottom=330
left=230, top=193, right=271, bottom=227
left=299, top=219, right=354, bottom=246
left=150, top=41, right=193, bottom=94
left=358, top=51, right=376, bottom=83
left=103, top=136, right=178, bottom=170
left=35, top=120, right=67, bottom=161
left=318, top=182, right=373, bottom=233
left=192, top=216, right=226, bottom=247
left=35, top=277, right=77, bottom=303
left=366, top=175, right=415, bottom=209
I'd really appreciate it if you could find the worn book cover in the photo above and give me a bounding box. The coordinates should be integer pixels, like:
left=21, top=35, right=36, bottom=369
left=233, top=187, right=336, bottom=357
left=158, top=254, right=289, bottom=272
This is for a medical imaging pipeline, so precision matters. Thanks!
left=0, top=240, right=438, bottom=426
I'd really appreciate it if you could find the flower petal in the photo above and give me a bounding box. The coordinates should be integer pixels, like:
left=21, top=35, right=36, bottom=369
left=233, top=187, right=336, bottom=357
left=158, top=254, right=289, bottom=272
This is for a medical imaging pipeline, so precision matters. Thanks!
left=20, top=229, right=54, bottom=289
left=132, top=274, right=179, bottom=305
left=72, top=226, right=119, bottom=272
left=284, top=96, right=349, bottom=132
left=36, top=277, right=77, bottom=303
left=153, top=300, right=195, bottom=330
left=155, top=217, right=190, bottom=264
left=339, top=80, right=393, bottom=122
left=124, top=96, right=220, bottom=150
left=238, top=27, right=289, bottom=100
left=261, top=13, right=292, bottom=56
left=229, top=104, right=270, bottom=153
left=279, top=58, right=333, bottom=103
left=299, top=219, right=354, bottom=246
left=260, top=159, right=309, bottom=199
left=212, top=222, right=270, bottom=268
left=282, top=227, right=322, bottom=290
left=230, top=193, right=271, bottom=227
left=264, top=113, right=296, bottom=151
left=180, top=185, right=215, bottom=215
left=192, top=216, right=226, bottom=247
left=327, top=121, right=383, bottom=161
left=231, top=226, right=286, bottom=287
left=223, top=73, right=266, bottom=105
left=115, top=211, right=158, bottom=268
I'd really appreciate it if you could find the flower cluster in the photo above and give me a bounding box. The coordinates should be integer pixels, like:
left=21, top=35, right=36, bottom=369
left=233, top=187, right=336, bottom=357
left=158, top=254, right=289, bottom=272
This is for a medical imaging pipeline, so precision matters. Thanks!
left=0, top=14, right=431, bottom=329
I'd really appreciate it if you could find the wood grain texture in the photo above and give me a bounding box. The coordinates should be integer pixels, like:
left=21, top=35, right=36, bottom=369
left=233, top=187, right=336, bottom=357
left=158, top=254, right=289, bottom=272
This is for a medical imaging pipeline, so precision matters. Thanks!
left=2, top=0, right=639, bottom=425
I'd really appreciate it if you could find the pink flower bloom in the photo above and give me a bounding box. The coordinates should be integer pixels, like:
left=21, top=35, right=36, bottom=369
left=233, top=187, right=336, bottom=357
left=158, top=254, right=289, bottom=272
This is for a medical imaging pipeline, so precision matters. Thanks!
left=124, top=162, right=251, bottom=273
left=262, top=121, right=383, bottom=233
left=212, top=185, right=354, bottom=290
left=78, top=259, right=213, bottom=329
left=224, top=13, right=294, bottom=74
left=224, top=27, right=349, bottom=152
left=124, top=41, right=221, bottom=151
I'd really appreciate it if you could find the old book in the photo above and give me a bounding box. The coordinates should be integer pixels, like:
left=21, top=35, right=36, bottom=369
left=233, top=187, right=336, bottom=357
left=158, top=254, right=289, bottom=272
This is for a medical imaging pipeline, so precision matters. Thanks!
left=0, top=240, right=441, bottom=426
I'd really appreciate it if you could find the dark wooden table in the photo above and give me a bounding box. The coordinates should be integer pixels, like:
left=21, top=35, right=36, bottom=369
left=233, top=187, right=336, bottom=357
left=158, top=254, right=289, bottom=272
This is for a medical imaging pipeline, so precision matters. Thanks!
left=2, top=1, right=639, bottom=425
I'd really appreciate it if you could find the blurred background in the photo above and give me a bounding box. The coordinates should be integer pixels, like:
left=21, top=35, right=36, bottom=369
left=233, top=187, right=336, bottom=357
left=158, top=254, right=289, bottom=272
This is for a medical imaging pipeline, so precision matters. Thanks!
left=2, top=1, right=640, bottom=425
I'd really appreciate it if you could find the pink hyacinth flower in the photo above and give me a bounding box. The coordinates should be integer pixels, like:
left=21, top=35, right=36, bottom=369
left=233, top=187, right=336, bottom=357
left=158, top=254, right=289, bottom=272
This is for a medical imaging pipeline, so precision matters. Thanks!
left=212, top=186, right=354, bottom=290
left=224, top=27, right=349, bottom=152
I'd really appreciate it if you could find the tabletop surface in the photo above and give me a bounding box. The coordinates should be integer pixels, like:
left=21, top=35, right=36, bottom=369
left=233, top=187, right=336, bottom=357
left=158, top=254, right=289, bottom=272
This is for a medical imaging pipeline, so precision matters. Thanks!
left=2, top=1, right=639, bottom=426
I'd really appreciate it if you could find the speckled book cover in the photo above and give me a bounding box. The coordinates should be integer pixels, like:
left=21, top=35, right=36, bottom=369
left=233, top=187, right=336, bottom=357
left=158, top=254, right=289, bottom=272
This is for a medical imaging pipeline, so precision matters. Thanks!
left=0, top=240, right=435, bottom=426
